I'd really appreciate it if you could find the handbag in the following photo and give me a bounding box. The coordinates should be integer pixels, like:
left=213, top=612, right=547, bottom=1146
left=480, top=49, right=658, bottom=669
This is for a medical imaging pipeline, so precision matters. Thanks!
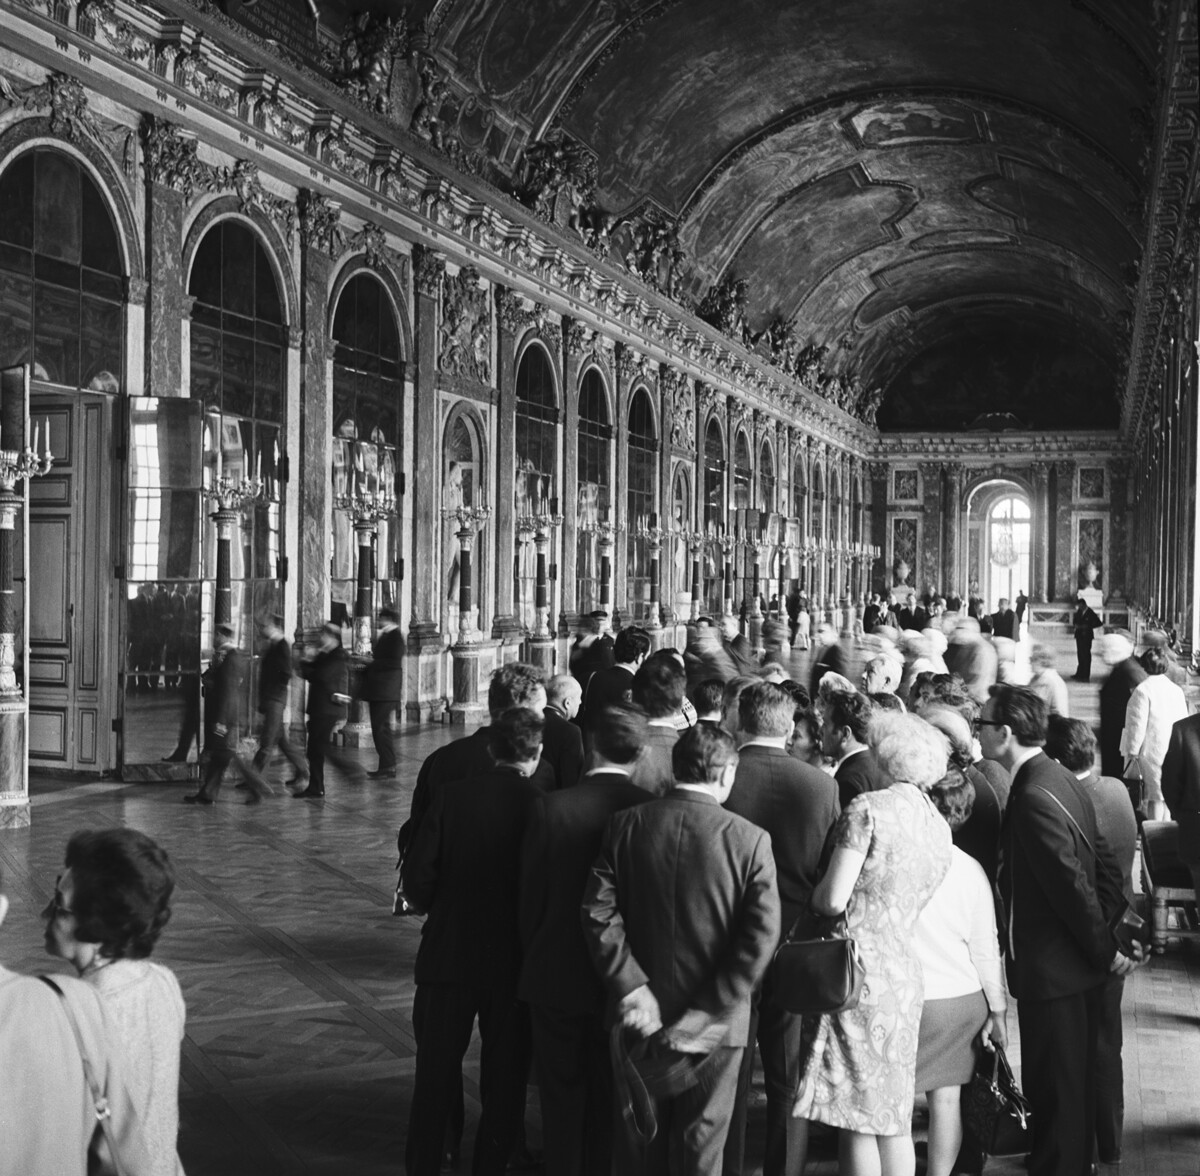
left=39, top=976, right=131, bottom=1176
left=769, top=915, right=864, bottom=1015
left=962, top=1044, right=1033, bottom=1157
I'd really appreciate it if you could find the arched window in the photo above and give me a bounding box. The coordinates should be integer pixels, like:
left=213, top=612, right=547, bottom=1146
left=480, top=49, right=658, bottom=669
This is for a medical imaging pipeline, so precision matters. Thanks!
left=515, top=345, right=558, bottom=630
left=733, top=430, right=752, bottom=512
left=576, top=369, right=611, bottom=614
left=703, top=419, right=725, bottom=532
left=792, top=453, right=807, bottom=524
left=189, top=219, right=285, bottom=673
left=986, top=494, right=1031, bottom=612
left=811, top=465, right=824, bottom=544
left=0, top=148, right=123, bottom=389
left=626, top=388, right=657, bottom=620
left=759, top=441, right=775, bottom=516
left=330, top=272, right=403, bottom=621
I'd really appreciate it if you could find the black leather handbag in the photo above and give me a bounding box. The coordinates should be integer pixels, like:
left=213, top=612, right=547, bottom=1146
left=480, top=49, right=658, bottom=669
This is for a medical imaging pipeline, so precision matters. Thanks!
left=769, top=917, right=865, bottom=1015
left=962, top=1045, right=1033, bottom=1157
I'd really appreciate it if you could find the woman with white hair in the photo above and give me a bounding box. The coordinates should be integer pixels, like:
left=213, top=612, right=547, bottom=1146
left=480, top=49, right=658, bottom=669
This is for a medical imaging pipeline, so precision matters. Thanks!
left=1029, top=642, right=1069, bottom=716
left=793, top=712, right=953, bottom=1176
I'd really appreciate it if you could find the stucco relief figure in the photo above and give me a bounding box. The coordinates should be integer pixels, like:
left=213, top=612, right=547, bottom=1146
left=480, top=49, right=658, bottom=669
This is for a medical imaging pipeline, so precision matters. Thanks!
left=444, top=460, right=464, bottom=607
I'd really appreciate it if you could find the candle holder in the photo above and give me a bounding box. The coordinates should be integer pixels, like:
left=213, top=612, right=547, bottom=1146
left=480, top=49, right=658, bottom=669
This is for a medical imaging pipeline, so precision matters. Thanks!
left=0, top=442, right=53, bottom=492
left=335, top=485, right=396, bottom=526
left=444, top=504, right=492, bottom=533
left=206, top=473, right=263, bottom=514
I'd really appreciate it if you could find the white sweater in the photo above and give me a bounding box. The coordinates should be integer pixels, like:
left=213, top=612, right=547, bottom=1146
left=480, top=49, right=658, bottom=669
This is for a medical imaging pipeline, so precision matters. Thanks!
left=913, top=847, right=1008, bottom=1011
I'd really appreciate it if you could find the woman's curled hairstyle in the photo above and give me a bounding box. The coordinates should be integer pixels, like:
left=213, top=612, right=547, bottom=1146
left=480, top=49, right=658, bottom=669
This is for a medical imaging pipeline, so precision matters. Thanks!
left=64, top=828, right=175, bottom=961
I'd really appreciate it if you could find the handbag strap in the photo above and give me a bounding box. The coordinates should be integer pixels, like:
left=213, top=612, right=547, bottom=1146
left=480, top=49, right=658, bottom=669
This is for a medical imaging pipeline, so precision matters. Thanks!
left=39, top=975, right=130, bottom=1176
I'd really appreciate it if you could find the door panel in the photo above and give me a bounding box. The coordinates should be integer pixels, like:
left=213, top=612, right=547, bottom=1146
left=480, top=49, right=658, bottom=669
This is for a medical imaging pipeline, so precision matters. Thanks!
left=28, top=393, right=114, bottom=771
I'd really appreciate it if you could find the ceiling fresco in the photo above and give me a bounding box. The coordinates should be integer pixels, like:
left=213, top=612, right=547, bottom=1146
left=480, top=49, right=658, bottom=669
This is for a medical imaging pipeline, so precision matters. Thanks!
left=321, top=0, right=1157, bottom=429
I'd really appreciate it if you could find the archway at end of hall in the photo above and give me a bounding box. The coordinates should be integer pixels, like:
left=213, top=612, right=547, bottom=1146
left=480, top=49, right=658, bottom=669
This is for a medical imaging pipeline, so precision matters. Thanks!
left=963, top=480, right=1033, bottom=616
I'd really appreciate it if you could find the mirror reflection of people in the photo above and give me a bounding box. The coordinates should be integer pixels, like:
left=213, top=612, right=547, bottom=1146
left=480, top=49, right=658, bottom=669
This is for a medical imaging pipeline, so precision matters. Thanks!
left=294, top=622, right=365, bottom=799
left=361, top=607, right=405, bottom=781
left=251, top=614, right=309, bottom=790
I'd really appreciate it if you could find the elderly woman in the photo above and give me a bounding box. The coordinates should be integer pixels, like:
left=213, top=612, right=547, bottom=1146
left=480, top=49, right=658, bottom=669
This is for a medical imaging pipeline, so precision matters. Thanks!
left=44, top=828, right=185, bottom=1176
left=1029, top=642, right=1069, bottom=716
left=1122, top=646, right=1189, bottom=819
left=913, top=769, right=1008, bottom=1176
left=793, top=712, right=953, bottom=1176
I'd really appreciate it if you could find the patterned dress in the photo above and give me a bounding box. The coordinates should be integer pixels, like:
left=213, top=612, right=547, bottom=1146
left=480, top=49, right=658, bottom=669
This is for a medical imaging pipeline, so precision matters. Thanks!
left=793, top=782, right=952, bottom=1135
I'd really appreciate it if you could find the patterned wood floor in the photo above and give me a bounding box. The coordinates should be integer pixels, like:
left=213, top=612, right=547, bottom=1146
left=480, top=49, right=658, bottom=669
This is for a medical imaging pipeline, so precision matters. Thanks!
left=0, top=626, right=1194, bottom=1174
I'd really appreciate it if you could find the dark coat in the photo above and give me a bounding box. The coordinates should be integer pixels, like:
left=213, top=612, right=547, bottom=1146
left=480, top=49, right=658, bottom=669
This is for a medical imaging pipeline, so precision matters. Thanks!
left=257, top=636, right=293, bottom=710
left=997, top=751, right=1123, bottom=1001
left=403, top=766, right=542, bottom=987
left=1099, top=657, right=1148, bottom=779
left=724, top=745, right=840, bottom=931
left=204, top=646, right=243, bottom=733
left=301, top=645, right=348, bottom=719
left=955, top=762, right=1004, bottom=887
left=359, top=627, right=404, bottom=702
left=810, top=640, right=849, bottom=697
left=518, top=771, right=650, bottom=1014
left=628, top=723, right=679, bottom=796
left=1161, top=713, right=1200, bottom=864
left=582, top=789, right=780, bottom=1044
left=990, top=609, right=1016, bottom=640
left=834, top=748, right=889, bottom=812
left=581, top=664, right=634, bottom=728
left=542, top=707, right=584, bottom=789
left=570, top=634, right=614, bottom=694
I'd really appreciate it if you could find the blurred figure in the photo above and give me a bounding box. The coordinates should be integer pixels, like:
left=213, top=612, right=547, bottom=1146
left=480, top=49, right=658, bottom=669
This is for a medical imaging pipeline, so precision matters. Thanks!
left=1029, top=643, right=1069, bottom=716
left=992, top=636, right=1020, bottom=684
left=361, top=606, right=404, bottom=780
left=1098, top=630, right=1146, bottom=805
left=569, top=611, right=614, bottom=695
left=582, top=627, right=650, bottom=741
left=810, top=621, right=848, bottom=698
left=943, top=618, right=997, bottom=706
left=1073, top=598, right=1103, bottom=682
left=1121, top=646, right=1188, bottom=819
left=252, top=614, right=308, bottom=789
left=629, top=654, right=686, bottom=796
left=684, top=617, right=738, bottom=692
left=294, top=623, right=364, bottom=800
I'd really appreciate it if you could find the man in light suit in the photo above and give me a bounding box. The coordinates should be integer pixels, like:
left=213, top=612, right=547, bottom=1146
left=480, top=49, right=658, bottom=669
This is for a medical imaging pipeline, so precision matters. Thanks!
left=583, top=724, right=780, bottom=1176
left=983, top=685, right=1141, bottom=1176
left=722, top=683, right=839, bottom=1176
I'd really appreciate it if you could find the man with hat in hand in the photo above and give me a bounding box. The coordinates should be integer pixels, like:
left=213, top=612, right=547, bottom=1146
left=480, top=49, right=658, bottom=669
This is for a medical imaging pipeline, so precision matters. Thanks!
left=294, top=623, right=364, bottom=799
left=361, top=606, right=404, bottom=780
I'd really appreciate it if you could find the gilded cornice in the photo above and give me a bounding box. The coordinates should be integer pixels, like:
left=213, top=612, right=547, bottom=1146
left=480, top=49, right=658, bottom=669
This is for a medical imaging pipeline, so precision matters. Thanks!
left=874, top=431, right=1128, bottom=462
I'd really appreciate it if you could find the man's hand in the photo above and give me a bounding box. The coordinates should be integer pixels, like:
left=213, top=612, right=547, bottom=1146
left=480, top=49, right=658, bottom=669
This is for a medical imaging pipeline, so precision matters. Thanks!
left=214, top=723, right=227, bottom=737
left=662, top=1008, right=729, bottom=1054
left=978, top=1010, right=1007, bottom=1052
left=618, top=985, right=662, bottom=1038
left=1109, top=947, right=1147, bottom=976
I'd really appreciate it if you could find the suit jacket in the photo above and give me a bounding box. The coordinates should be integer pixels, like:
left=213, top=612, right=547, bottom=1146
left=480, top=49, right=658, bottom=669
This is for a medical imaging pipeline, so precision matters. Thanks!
left=1161, top=713, right=1200, bottom=864
left=570, top=634, right=615, bottom=694
left=834, top=748, right=888, bottom=812
left=1099, top=657, right=1148, bottom=778
left=725, top=745, right=840, bottom=931
left=359, top=627, right=404, bottom=702
left=257, top=636, right=293, bottom=709
left=404, top=766, right=542, bottom=987
left=581, top=665, right=634, bottom=728
left=955, top=763, right=1003, bottom=886
left=204, top=646, right=243, bottom=733
left=301, top=645, right=348, bottom=719
left=518, top=771, right=650, bottom=1013
left=990, top=609, right=1016, bottom=640
left=862, top=604, right=882, bottom=632
left=399, top=726, right=557, bottom=852
left=629, top=723, right=679, bottom=796
left=997, top=751, right=1120, bottom=1001
left=725, top=633, right=758, bottom=676
left=542, top=707, right=584, bottom=789
left=582, top=789, right=780, bottom=1045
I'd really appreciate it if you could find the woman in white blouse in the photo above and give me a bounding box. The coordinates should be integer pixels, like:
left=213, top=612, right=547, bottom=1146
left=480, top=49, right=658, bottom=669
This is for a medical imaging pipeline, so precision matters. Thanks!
left=913, top=769, right=1008, bottom=1176
left=1122, top=646, right=1189, bottom=819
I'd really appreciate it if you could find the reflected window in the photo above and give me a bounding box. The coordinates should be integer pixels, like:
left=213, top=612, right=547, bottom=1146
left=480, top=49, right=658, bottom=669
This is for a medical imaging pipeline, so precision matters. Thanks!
left=671, top=467, right=690, bottom=611
left=626, top=387, right=656, bottom=620
left=0, top=149, right=124, bottom=389
left=331, top=272, right=403, bottom=618
left=760, top=442, right=775, bottom=515
left=733, top=430, right=752, bottom=512
left=793, top=456, right=807, bottom=529
left=703, top=420, right=725, bottom=614
left=441, top=415, right=486, bottom=634
left=576, top=369, right=611, bottom=614
left=515, top=345, right=558, bottom=631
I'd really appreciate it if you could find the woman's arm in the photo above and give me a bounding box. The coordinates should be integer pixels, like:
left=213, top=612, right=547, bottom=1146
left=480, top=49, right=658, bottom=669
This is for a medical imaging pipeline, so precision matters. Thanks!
left=810, top=845, right=867, bottom=917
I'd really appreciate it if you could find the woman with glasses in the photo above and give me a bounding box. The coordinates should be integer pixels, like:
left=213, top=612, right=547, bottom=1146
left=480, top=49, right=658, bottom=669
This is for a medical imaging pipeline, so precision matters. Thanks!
left=44, top=828, right=185, bottom=1176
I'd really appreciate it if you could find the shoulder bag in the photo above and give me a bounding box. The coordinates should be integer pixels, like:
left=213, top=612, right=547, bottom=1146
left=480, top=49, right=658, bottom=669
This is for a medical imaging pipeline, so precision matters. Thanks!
left=39, top=975, right=132, bottom=1176
left=769, top=913, right=864, bottom=1015
left=962, top=1043, right=1033, bottom=1157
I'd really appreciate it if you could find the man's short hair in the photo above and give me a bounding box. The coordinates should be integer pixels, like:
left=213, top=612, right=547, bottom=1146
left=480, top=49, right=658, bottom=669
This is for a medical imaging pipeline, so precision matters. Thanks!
left=1045, top=714, right=1097, bottom=773
left=613, top=626, right=652, bottom=664
left=690, top=678, right=726, bottom=718
left=631, top=656, right=685, bottom=719
left=823, top=689, right=874, bottom=744
left=546, top=673, right=581, bottom=709
left=487, top=707, right=544, bottom=764
left=592, top=702, right=649, bottom=765
left=488, top=663, right=545, bottom=718
left=380, top=606, right=400, bottom=623
left=673, top=723, right=738, bottom=784
left=870, top=691, right=905, bottom=713
left=986, top=684, right=1047, bottom=747
left=928, top=767, right=976, bottom=832
left=738, top=682, right=796, bottom=738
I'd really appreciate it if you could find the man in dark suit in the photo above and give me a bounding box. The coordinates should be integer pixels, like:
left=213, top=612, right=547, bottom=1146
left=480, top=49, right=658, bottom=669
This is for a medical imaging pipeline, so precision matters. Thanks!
left=569, top=610, right=615, bottom=695
left=722, top=683, right=839, bottom=1176
left=519, top=703, right=651, bottom=1176
left=583, top=724, right=781, bottom=1175
left=1015, top=589, right=1029, bottom=630
left=403, top=709, right=545, bottom=1176
left=360, top=606, right=404, bottom=779
left=1161, top=710, right=1200, bottom=897
left=989, top=598, right=1016, bottom=640
left=809, top=622, right=848, bottom=698
left=186, top=623, right=273, bottom=804
left=1098, top=629, right=1147, bottom=792
left=1072, top=598, right=1103, bottom=683
left=251, top=614, right=308, bottom=789
left=581, top=626, right=650, bottom=739
left=983, top=685, right=1141, bottom=1176
left=294, top=622, right=364, bottom=799
left=862, top=593, right=882, bottom=633
left=629, top=653, right=685, bottom=796
left=821, top=689, right=887, bottom=811
left=544, top=674, right=584, bottom=788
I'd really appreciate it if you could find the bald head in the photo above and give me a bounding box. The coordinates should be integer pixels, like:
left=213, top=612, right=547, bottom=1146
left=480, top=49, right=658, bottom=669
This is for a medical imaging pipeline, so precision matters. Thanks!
left=547, top=673, right=583, bottom=720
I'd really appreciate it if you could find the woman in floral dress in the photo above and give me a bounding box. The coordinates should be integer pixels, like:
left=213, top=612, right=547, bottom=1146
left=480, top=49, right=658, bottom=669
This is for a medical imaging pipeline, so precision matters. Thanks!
left=793, top=710, right=953, bottom=1176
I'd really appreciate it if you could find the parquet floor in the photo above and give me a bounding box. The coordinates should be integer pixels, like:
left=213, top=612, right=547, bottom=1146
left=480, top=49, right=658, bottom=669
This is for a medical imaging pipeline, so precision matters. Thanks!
left=0, top=625, right=1196, bottom=1174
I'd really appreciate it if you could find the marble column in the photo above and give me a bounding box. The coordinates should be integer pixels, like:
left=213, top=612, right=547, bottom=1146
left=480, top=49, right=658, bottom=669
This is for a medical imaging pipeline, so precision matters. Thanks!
left=449, top=512, right=488, bottom=726
left=560, top=321, right=585, bottom=622
left=1032, top=462, right=1051, bottom=602
left=146, top=179, right=185, bottom=397
left=493, top=289, right=526, bottom=641
left=212, top=509, right=238, bottom=627
left=943, top=462, right=964, bottom=595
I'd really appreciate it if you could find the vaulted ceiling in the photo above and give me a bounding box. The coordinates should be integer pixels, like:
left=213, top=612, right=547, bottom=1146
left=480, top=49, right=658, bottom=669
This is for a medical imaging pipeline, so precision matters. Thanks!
left=362, top=0, right=1159, bottom=429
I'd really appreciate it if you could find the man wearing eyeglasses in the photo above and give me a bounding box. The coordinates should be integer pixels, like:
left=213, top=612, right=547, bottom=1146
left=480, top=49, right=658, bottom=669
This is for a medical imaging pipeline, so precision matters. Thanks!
left=981, top=685, right=1143, bottom=1176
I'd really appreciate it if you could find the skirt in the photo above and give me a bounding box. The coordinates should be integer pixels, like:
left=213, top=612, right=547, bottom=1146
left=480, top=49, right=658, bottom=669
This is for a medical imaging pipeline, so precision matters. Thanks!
left=914, top=989, right=988, bottom=1092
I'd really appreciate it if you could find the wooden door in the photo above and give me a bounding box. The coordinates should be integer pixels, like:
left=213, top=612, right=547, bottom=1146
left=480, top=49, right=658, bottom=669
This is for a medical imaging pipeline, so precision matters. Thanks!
left=27, top=392, right=114, bottom=770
